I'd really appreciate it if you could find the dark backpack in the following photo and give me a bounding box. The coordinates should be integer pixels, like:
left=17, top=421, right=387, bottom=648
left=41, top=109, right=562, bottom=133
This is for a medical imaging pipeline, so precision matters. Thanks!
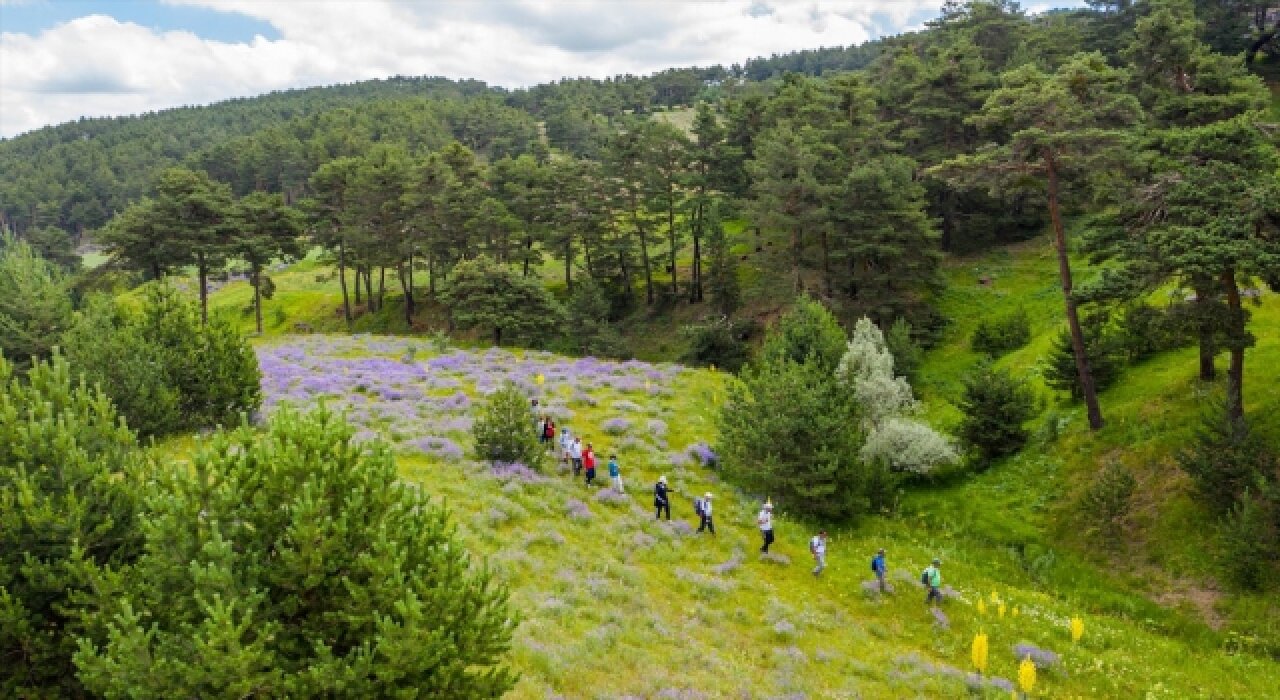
left=921, top=569, right=930, bottom=586
left=694, top=498, right=705, bottom=516
left=871, top=558, right=877, bottom=572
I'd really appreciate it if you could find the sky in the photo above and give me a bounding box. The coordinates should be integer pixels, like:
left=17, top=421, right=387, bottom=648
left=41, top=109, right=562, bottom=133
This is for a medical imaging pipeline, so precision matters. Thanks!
left=0, top=0, right=1085, bottom=139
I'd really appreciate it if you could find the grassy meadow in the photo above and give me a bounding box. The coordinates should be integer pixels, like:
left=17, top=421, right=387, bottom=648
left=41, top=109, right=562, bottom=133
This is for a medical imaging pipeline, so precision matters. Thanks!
left=144, top=231, right=1280, bottom=695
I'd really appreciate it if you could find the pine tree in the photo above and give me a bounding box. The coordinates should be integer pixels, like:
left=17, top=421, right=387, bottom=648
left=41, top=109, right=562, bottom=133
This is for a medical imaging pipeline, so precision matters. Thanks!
left=232, top=191, right=304, bottom=334
left=933, top=52, right=1142, bottom=430
left=0, top=233, right=72, bottom=369
left=474, top=382, right=547, bottom=470
left=74, top=407, right=518, bottom=698
left=440, top=255, right=565, bottom=346
left=0, top=353, right=143, bottom=698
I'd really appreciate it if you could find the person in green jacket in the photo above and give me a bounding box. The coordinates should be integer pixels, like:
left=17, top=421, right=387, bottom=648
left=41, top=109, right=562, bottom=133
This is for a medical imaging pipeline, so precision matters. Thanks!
left=923, top=558, right=943, bottom=607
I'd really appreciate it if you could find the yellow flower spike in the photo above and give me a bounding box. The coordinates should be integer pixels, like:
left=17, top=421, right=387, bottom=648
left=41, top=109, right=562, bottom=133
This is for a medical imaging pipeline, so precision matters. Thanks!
left=977, top=599, right=987, bottom=616
left=534, top=373, right=545, bottom=386
left=971, top=631, right=989, bottom=675
left=1070, top=616, right=1085, bottom=643
left=998, top=602, right=1007, bottom=619
left=1018, top=655, right=1037, bottom=695
left=990, top=591, right=1000, bottom=603
left=1013, top=606, right=1020, bottom=617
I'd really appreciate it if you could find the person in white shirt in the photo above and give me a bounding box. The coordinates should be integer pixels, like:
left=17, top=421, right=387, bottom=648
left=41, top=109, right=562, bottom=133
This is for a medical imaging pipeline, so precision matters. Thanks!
left=559, top=429, right=573, bottom=469
left=696, top=492, right=715, bottom=535
left=757, top=501, right=774, bottom=553
left=810, top=531, right=828, bottom=576
left=569, top=437, right=583, bottom=478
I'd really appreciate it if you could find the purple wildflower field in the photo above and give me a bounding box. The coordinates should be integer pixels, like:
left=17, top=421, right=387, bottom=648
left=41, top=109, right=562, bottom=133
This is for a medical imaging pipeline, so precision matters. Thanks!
left=255, top=335, right=689, bottom=462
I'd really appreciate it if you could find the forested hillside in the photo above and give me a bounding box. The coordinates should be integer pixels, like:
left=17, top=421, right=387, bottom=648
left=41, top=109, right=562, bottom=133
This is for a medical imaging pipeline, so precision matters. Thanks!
left=3, top=0, right=1280, bottom=696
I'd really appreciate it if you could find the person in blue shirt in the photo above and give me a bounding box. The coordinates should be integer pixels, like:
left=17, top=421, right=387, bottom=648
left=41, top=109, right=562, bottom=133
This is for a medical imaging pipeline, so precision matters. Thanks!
left=872, top=548, right=888, bottom=592
left=608, top=454, right=623, bottom=493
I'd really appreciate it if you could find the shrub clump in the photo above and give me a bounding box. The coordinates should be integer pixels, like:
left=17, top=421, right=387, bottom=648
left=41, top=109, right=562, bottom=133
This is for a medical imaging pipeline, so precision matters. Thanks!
left=472, top=381, right=545, bottom=471
left=74, top=407, right=518, bottom=697
left=62, top=283, right=261, bottom=437
left=971, top=308, right=1031, bottom=357
left=956, top=363, right=1036, bottom=466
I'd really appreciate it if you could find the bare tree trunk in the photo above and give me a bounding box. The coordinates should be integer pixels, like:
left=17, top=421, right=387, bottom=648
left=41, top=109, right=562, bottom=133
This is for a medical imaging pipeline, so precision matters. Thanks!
left=399, top=262, right=414, bottom=327
left=338, top=241, right=352, bottom=326
left=1047, top=154, right=1103, bottom=431
left=791, top=226, right=802, bottom=293
left=1222, top=267, right=1246, bottom=425
left=377, top=266, right=386, bottom=311
left=197, top=252, right=209, bottom=326
left=667, top=187, right=678, bottom=297
left=523, top=228, right=534, bottom=277
left=252, top=262, right=263, bottom=334
left=364, top=267, right=374, bottom=310
left=565, top=236, right=573, bottom=293
left=1194, top=283, right=1216, bottom=380
left=630, top=191, right=654, bottom=305
left=820, top=227, right=833, bottom=298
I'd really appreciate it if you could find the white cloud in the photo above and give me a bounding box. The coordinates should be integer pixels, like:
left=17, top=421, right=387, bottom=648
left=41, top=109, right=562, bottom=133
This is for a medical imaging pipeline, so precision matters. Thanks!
left=0, top=1, right=1077, bottom=138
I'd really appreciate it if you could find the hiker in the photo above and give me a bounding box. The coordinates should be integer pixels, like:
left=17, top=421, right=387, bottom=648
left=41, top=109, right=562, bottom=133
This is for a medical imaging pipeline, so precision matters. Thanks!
left=530, top=398, right=541, bottom=433
left=654, top=475, right=670, bottom=520
left=923, top=558, right=943, bottom=606
left=810, top=531, right=828, bottom=576
left=757, top=501, right=775, bottom=553
left=696, top=493, right=715, bottom=535
left=583, top=442, right=597, bottom=486
left=872, top=548, right=888, bottom=592
left=541, top=416, right=554, bottom=446
left=559, top=428, right=573, bottom=467
left=608, top=453, right=623, bottom=492
left=569, top=437, right=583, bottom=478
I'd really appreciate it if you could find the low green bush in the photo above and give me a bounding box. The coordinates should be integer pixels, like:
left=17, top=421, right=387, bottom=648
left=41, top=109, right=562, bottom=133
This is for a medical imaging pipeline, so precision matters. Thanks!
left=970, top=308, right=1031, bottom=357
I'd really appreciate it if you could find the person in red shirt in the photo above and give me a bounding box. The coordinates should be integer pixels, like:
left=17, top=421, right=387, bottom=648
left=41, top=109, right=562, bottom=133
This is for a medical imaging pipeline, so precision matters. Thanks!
left=582, top=443, right=597, bottom=486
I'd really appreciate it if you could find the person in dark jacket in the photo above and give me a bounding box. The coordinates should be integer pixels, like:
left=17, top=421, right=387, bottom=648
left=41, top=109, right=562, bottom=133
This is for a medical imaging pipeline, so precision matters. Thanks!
left=654, top=475, right=670, bottom=520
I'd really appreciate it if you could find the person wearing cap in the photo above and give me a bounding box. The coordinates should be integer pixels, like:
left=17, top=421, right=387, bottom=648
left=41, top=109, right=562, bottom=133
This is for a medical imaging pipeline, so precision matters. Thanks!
left=810, top=531, right=828, bottom=575
left=757, top=501, right=775, bottom=553
left=923, top=558, right=943, bottom=606
left=872, top=548, right=888, bottom=592
left=654, top=475, right=670, bottom=520
left=696, top=493, right=715, bottom=535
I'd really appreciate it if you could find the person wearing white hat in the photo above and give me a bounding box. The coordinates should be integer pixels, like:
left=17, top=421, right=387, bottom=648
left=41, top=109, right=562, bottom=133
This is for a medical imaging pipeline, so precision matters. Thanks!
left=653, top=475, right=670, bottom=520
left=757, top=501, right=775, bottom=553
left=695, top=492, right=715, bottom=535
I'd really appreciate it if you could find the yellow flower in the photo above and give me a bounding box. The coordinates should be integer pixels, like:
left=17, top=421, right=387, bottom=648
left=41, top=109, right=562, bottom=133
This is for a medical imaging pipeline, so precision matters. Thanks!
left=971, top=631, right=989, bottom=675
left=535, top=373, right=545, bottom=386
left=1018, top=655, right=1037, bottom=695
left=1070, top=616, right=1085, bottom=643
left=709, top=364, right=717, bottom=372
left=977, top=599, right=987, bottom=616
left=990, top=591, right=1000, bottom=603
left=1012, top=606, right=1020, bottom=617
left=998, top=602, right=1007, bottom=619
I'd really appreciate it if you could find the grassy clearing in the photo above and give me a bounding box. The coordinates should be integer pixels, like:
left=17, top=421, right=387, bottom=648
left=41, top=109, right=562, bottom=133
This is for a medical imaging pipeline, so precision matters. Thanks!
left=149, top=316, right=1280, bottom=696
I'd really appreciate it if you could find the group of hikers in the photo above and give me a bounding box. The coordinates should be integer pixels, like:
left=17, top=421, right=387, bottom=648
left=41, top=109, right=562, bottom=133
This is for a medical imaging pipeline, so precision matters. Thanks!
left=532, top=400, right=947, bottom=607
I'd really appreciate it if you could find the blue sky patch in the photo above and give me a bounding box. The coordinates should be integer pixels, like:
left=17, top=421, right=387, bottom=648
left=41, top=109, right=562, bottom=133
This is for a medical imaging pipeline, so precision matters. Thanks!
left=0, top=1, right=280, bottom=43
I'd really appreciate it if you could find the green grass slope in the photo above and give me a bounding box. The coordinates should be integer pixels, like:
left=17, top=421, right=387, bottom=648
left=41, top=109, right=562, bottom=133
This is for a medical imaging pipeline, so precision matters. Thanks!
left=153, top=320, right=1279, bottom=696
left=911, top=235, right=1280, bottom=653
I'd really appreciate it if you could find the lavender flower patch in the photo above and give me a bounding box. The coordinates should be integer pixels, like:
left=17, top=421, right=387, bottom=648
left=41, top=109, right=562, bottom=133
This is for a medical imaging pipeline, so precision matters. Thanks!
left=593, top=488, right=629, bottom=505
left=490, top=461, right=546, bottom=484
left=654, top=690, right=709, bottom=700
left=711, top=549, right=744, bottom=576
left=761, top=552, right=791, bottom=566
left=930, top=607, right=950, bottom=629
left=602, top=417, right=631, bottom=435
left=645, top=418, right=668, bottom=438
left=688, top=442, right=719, bottom=467
left=409, top=436, right=464, bottom=460
left=632, top=532, right=657, bottom=549
left=1012, top=642, right=1060, bottom=669
left=565, top=498, right=593, bottom=521
left=772, top=619, right=797, bottom=638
